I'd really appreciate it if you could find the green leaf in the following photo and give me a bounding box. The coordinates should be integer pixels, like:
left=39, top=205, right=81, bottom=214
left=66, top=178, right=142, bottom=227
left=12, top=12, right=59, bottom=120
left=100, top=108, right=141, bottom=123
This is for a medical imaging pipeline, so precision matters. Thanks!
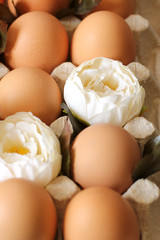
left=59, top=117, right=73, bottom=178
left=72, top=0, right=102, bottom=15
left=60, top=104, right=88, bottom=177
left=132, top=135, right=160, bottom=182
left=0, top=4, right=15, bottom=24
left=139, top=105, right=148, bottom=116
left=0, top=20, right=7, bottom=54
left=56, top=8, right=75, bottom=19
left=61, top=102, right=86, bottom=139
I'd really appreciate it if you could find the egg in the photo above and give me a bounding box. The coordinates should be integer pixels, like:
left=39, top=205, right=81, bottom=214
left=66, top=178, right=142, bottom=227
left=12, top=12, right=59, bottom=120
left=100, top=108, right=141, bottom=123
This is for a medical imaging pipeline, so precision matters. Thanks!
left=71, top=123, right=141, bottom=194
left=0, top=178, right=57, bottom=240
left=4, top=11, right=69, bottom=73
left=7, top=0, right=70, bottom=16
left=71, top=11, right=136, bottom=66
left=63, top=186, right=140, bottom=240
left=0, top=67, right=62, bottom=125
left=92, top=0, right=135, bottom=18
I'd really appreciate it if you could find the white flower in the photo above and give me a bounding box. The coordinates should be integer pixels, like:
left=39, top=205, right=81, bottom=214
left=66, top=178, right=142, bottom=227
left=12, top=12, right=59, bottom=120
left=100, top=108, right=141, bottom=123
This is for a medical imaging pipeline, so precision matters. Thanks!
left=64, top=57, right=145, bottom=126
left=0, top=112, right=62, bottom=187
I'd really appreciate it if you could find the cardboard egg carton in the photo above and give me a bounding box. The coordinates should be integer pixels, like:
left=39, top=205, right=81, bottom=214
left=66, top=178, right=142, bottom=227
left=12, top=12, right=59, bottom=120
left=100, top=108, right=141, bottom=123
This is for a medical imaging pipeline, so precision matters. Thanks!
left=0, top=2, right=160, bottom=239
left=0, top=62, right=9, bottom=79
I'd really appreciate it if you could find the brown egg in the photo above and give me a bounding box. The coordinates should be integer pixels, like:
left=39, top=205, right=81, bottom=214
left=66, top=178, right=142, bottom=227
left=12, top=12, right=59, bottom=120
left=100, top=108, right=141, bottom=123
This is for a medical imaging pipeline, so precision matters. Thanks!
left=4, top=11, right=69, bottom=73
left=71, top=11, right=136, bottom=66
left=7, top=0, right=70, bottom=16
left=71, top=123, right=141, bottom=194
left=92, top=0, right=135, bottom=18
left=0, top=178, right=57, bottom=240
left=63, top=186, right=140, bottom=240
left=0, top=67, right=62, bottom=125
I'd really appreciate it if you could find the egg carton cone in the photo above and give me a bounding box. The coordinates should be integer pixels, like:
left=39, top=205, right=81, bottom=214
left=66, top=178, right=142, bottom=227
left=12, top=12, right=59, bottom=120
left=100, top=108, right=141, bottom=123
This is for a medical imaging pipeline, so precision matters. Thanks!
left=0, top=62, right=9, bottom=79
left=123, top=175, right=160, bottom=240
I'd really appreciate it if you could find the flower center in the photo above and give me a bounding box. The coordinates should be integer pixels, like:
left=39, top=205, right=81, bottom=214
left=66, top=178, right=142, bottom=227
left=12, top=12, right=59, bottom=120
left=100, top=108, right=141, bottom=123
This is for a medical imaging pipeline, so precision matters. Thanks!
left=8, top=146, right=29, bottom=155
left=84, top=76, right=118, bottom=93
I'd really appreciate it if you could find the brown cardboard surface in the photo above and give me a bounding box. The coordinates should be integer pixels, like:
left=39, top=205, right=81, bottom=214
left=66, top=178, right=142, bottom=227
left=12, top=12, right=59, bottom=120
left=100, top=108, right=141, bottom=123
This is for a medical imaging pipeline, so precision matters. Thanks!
left=135, top=0, right=160, bottom=132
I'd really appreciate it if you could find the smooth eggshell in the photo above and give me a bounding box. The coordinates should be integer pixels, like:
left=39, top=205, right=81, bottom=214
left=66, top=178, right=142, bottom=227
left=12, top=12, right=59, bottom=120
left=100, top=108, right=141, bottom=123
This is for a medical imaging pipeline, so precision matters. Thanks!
left=92, top=0, right=135, bottom=18
left=7, top=0, right=70, bottom=16
left=71, top=123, right=141, bottom=193
left=0, top=178, right=57, bottom=240
left=4, top=11, right=69, bottom=73
left=63, top=187, right=140, bottom=240
left=0, top=67, right=62, bottom=125
left=71, top=11, right=136, bottom=66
